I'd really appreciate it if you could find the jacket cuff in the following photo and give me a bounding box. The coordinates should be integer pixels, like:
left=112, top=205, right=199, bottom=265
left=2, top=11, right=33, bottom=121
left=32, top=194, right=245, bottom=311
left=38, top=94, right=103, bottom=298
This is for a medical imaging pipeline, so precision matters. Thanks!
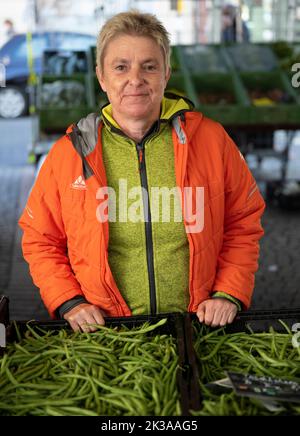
left=56, top=295, right=88, bottom=319
left=212, top=291, right=242, bottom=311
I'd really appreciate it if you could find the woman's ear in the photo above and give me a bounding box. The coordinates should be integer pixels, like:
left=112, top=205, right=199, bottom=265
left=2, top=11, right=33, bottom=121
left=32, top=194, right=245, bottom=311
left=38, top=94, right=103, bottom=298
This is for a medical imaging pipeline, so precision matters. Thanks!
left=165, top=67, right=171, bottom=85
left=96, top=66, right=106, bottom=92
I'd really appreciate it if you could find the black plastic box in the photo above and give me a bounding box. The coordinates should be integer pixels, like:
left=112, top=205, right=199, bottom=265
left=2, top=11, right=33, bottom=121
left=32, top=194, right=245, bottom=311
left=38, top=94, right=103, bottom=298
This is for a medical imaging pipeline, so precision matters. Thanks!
left=183, top=309, right=300, bottom=415
left=3, top=312, right=192, bottom=416
left=0, top=295, right=9, bottom=325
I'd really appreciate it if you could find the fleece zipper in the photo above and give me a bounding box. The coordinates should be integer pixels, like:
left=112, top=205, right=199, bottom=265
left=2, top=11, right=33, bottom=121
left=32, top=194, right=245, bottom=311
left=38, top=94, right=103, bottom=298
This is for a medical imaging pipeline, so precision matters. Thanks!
left=136, top=141, right=157, bottom=315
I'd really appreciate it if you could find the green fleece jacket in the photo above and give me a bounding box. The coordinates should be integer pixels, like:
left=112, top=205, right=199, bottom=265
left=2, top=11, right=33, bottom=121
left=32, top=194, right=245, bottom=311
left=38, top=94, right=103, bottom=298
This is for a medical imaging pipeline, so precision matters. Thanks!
left=101, top=97, right=191, bottom=314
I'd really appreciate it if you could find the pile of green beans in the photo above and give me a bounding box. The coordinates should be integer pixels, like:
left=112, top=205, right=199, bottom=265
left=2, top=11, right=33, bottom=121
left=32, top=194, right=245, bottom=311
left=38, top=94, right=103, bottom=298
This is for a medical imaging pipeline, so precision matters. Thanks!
left=0, top=318, right=181, bottom=416
left=191, top=322, right=300, bottom=416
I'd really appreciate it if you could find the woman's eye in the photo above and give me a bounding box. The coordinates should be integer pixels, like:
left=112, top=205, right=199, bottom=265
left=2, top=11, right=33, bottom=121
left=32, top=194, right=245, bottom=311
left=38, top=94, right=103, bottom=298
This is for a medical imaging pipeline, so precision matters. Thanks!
left=145, top=65, right=156, bottom=71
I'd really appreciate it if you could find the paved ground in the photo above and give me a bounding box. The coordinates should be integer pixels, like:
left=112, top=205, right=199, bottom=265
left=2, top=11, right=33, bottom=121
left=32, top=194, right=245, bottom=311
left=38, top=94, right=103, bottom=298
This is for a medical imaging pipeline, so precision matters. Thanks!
left=252, top=201, right=300, bottom=310
left=4, top=164, right=49, bottom=321
left=0, top=117, right=49, bottom=321
left=0, top=118, right=300, bottom=321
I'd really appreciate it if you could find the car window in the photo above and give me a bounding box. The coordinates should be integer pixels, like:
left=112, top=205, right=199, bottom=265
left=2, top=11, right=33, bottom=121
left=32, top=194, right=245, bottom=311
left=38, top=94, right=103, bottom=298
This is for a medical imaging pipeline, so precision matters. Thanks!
left=55, top=34, right=95, bottom=50
left=11, top=34, right=48, bottom=60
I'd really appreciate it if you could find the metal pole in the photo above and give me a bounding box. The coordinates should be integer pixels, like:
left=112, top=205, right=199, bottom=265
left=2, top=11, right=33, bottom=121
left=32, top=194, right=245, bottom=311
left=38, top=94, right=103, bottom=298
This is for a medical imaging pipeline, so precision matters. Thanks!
left=236, top=0, right=243, bottom=43
left=287, top=0, right=296, bottom=42
left=213, top=0, right=222, bottom=44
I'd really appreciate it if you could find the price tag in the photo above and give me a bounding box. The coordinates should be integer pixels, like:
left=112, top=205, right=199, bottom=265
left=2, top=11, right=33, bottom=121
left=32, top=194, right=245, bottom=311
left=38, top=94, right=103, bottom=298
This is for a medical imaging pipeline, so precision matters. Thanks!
left=227, top=371, right=300, bottom=403
left=0, top=323, right=5, bottom=347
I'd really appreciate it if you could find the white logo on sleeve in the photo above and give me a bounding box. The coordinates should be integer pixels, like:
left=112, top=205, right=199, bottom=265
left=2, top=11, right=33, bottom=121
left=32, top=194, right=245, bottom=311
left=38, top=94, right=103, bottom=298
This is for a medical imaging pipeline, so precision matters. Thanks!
left=71, top=175, right=87, bottom=190
left=26, top=205, right=34, bottom=219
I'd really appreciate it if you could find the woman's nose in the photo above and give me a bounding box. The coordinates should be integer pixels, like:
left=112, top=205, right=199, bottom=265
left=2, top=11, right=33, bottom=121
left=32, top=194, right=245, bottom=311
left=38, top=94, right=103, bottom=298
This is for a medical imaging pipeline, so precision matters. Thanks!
left=128, top=67, right=145, bottom=86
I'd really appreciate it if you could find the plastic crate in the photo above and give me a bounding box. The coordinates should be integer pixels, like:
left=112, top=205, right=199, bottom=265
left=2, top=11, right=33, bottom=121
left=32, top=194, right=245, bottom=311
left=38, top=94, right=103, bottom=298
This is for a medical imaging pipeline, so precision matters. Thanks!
left=166, top=72, right=196, bottom=103
left=183, top=309, right=300, bottom=415
left=37, top=49, right=95, bottom=133
left=3, top=312, right=192, bottom=416
left=42, top=50, right=89, bottom=75
left=191, top=72, right=248, bottom=126
left=179, top=44, right=229, bottom=74
left=92, top=73, right=109, bottom=111
left=170, top=46, right=182, bottom=73
left=240, top=71, right=297, bottom=106
left=225, top=44, right=279, bottom=72
left=0, top=296, right=9, bottom=354
left=0, top=295, right=9, bottom=326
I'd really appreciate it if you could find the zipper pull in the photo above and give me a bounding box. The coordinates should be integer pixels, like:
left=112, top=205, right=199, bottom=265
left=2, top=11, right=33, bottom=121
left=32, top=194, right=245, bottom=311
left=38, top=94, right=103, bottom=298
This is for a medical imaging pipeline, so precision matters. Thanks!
left=139, top=149, right=143, bottom=165
left=136, top=144, right=144, bottom=171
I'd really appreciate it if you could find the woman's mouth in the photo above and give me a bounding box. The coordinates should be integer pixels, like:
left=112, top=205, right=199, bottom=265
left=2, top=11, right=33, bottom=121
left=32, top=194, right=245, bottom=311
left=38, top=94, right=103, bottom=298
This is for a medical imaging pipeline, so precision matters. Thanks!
left=124, top=93, right=148, bottom=97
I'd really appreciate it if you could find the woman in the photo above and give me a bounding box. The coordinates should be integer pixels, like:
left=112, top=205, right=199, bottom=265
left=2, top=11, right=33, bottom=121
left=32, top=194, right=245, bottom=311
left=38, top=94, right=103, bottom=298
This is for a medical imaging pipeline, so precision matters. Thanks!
left=19, top=11, right=265, bottom=332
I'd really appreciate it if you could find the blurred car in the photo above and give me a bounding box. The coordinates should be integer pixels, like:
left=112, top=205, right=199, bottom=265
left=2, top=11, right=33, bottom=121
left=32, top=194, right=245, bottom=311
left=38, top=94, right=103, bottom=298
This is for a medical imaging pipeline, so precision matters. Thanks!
left=0, top=32, right=95, bottom=118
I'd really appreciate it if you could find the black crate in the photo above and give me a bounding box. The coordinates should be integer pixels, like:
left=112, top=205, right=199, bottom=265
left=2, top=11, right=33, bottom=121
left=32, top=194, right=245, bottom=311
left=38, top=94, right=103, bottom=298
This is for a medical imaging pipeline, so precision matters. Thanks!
left=184, top=309, right=300, bottom=415
left=0, top=295, right=9, bottom=355
left=226, top=308, right=300, bottom=334
left=187, top=308, right=300, bottom=335
left=3, top=312, right=191, bottom=416
left=0, top=295, right=9, bottom=325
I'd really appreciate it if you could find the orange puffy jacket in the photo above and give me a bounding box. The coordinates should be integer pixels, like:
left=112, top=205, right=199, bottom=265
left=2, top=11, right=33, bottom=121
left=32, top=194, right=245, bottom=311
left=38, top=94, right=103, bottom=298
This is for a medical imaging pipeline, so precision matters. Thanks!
left=19, top=111, right=265, bottom=318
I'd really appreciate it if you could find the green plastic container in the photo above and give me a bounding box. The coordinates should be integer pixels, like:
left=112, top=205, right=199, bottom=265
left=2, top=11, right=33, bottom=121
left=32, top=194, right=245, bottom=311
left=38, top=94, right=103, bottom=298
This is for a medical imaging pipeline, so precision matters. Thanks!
left=166, top=72, right=196, bottom=102
left=38, top=73, right=92, bottom=132
left=190, top=73, right=248, bottom=125
left=179, top=44, right=229, bottom=74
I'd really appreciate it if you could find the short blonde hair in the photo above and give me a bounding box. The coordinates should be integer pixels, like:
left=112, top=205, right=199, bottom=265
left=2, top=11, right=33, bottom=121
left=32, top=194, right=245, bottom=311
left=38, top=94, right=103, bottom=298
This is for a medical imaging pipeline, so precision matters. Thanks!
left=96, top=10, right=171, bottom=71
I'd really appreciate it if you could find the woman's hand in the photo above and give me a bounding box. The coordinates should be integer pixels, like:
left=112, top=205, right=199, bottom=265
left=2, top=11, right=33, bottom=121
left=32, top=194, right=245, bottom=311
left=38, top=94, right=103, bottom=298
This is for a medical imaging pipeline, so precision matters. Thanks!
left=196, top=298, right=237, bottom=327
left=63, top=303, right=106, bottom=332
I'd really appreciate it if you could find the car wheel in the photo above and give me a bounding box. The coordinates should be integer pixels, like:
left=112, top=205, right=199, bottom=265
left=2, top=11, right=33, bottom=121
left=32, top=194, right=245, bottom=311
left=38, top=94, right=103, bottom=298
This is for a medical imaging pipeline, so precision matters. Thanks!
left=0, top=86, right=27, bottom=118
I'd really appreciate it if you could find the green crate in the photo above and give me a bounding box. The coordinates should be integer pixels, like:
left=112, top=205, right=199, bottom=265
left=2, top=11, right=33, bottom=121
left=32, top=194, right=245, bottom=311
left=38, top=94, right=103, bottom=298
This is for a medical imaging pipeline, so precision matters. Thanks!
left=38, top=74, right=90, bottom=110
left=192, top=73, right=237, bottom=105
left=92, top=73, right=109, bottom=111
left=225, top=43, right=279, bottom=72
left=38, top=71, right=94, bottom=132
left=42, top=50, right=89, bottom=75
left=166, top=72, right=196, bottom=102
left=179, top=44, right=229, bottom=74
left=239, top=71, right=297, bottom=106
left=246, top=104, right=300, bottom=127
left=190, top=73, right=249, bottom=125
left=170, top=46, right=182, bottom=73
left=230, top=68, right=300, bottom=127
left=39, top=107, right=93, bottom=133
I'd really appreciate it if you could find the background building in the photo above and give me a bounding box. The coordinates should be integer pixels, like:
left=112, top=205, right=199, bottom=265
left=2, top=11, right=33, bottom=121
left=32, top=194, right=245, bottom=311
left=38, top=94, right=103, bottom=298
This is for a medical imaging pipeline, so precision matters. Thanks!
left=1, top=0, right=300, bottom=49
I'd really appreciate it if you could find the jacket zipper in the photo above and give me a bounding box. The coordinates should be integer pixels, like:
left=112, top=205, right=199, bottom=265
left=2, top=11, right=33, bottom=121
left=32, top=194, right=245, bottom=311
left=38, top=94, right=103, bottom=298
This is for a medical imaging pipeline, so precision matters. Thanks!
left=136, top=141, right=157, bottom=315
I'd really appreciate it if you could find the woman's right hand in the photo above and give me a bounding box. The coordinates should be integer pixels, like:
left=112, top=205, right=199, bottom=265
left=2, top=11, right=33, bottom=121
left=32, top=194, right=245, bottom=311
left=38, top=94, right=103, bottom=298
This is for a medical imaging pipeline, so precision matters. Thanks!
left=63, top=303, right=106, bottom=332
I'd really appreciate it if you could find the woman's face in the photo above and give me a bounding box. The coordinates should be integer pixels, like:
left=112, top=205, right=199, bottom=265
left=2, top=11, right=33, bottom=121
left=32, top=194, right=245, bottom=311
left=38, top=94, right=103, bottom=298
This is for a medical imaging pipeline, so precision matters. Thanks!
left=96, top=34, right=170, bottom=122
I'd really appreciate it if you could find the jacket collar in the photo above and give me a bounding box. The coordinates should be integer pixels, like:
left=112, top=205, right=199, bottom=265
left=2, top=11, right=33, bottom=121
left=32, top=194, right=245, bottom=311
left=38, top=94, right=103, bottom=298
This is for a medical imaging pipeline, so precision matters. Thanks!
left=66, top=93, right=200, bottom=180
left=101, top=93, right=194, bottom=137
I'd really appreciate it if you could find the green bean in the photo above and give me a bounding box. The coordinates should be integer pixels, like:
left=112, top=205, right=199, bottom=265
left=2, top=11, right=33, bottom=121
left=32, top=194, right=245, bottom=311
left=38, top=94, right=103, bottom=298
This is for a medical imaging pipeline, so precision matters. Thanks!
left=49, top=406, right=99, bottom=416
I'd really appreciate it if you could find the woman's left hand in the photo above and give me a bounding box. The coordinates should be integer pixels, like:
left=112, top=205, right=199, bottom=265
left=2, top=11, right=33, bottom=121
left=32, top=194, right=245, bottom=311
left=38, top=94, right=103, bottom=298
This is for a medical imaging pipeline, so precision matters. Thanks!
left=196, top=298, right=238, bottom=327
